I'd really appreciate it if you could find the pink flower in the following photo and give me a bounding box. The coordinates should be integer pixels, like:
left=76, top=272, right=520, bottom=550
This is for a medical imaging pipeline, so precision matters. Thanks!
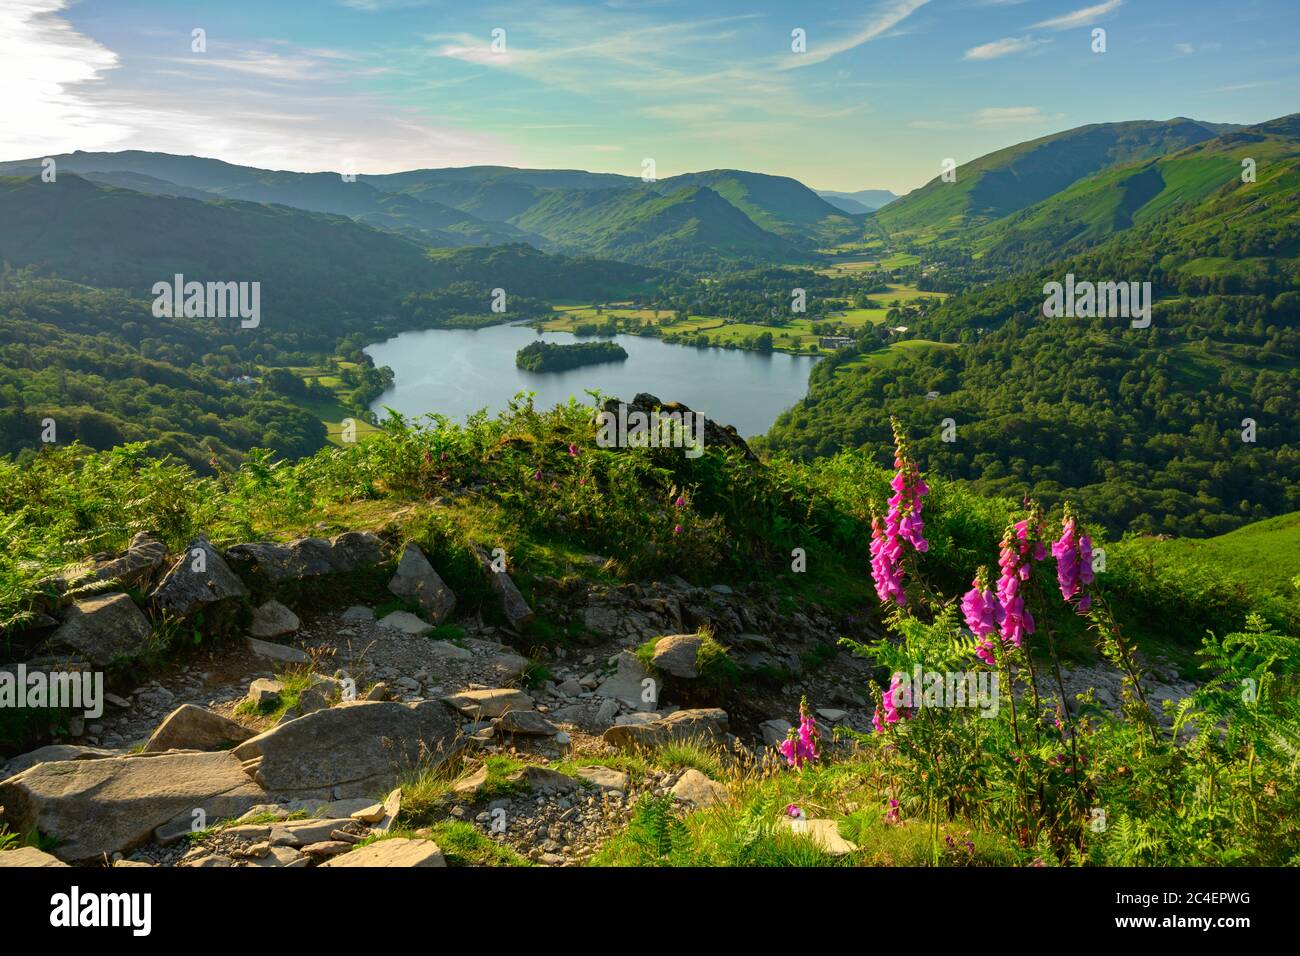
left=962, top=568, right=1005, bottom=664
left=885, top=798, right=900, bottom=824
left=532, top=470, right=542, bottom=481
left=868, top=420, right=931, bottom=607
left=786, top=804, right=804, bottom=819
left=673, top=524, right=682, bottom=535
left=674, top=496, right=686, bottom=508
left=874, top=673, right=909, bottom=732
left=780, top=698, right=821, bottom=769
left=1051, top=508, right=1095, bottom=613
left=568, top=443, right=577, bottom=456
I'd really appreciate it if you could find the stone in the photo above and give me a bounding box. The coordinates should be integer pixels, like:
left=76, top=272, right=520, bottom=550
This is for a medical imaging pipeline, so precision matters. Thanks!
left=442, top=688, right=534, bottom=718
left=426, top=641, right=473, bottom=662
left=594, top=651, right=657, bottom=711
left=761, top=718, right=793, bottom=748
left=556, top=678, right=583, bottom=697
left=374, top=787, right=402, bottom=833
left=779, top=817, right=858, bottom=856
left=244, top=636, right=310, bottom=664
left=377, top=611, right=433, bottom=636
left=351, top=802, right=387, bottom=823
left=319, top=837, right=446, bottom=867
left=816, top=708, right=848, bottom=723
left=50, top=593, right=152, bottom=667
left=150, top=536, right=248, bottom=618
left=295, top=676, right=344, bottom=716
left=268, top=818, right=354, bottom=847
left=388, top=541, right=456, bottom=624
left=1, top=745, right=117, bottom=779
left=0, top=846, right=70, bottom=867
left=302, top=841, right=351, bottom=858
left=0, top=751, right=267, bottom=862
left=340, top=605, right=375, bottom=622
left=516, top=766, right=580, bottom=795
left=487, top=651, right=530, bottom=680
left=602, top=708, right=729, bottom=750
left=575, top=766, right=630, bottom=791
left=671, top=768, right=728, bottom=808
left=250, top=600, right=300, bottom=638
left=247, top=678, right=284, bottom=707
left=650, top=633, right=701, bottom=678
left=223, top=532, right=384, bottom=594
left=494, top=710, right=559, bottom=736
left=231, top=700, right=462, bottom=794
left=142, top=704, right=255, bottom=754
left=450, top=765, right=489, bottom=798
left=472, top=545, right=534, bottom=632
left=54, top=532, right=169, bottom=596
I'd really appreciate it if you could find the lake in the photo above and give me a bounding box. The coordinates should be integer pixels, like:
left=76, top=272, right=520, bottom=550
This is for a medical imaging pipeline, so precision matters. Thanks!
left=364, top=324, right=819, bottom=437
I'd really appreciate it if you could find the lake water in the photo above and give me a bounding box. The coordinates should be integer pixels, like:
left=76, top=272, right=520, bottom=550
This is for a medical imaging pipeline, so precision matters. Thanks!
left=364, top=324, right=819, bottom=437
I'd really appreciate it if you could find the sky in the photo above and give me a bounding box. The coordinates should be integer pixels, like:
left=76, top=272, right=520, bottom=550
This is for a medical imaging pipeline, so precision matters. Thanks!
left=1, top=0, right=1296, bottom=194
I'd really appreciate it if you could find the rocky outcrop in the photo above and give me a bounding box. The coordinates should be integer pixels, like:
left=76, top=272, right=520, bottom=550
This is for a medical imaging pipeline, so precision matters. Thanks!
left=50, top=592, right=152, bottom=666
left=231, top=700, right=462, bottom=797
left=48, top=532, right=169, bottom=602
left=594, top=651, right=658, bottom=711
left=151, top=535, right=249, bottom=619
left=670, top=768, right=728, bottom=808
left=388, top=541, right=456, bottom=624
left=0, top=750, right=268, bottom=862
left=600, top=393, right=756, bottom=461
left=226, top=532, right=385, bottom=592
left=442, top=688, right=533, bottom=718
left=141, top=704, right=255, bottom=754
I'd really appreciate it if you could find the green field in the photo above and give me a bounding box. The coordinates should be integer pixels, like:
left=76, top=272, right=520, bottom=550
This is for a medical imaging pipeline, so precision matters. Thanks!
left=282, top=361, right=383, bottom=445
left=1143, top=511, right=1300, bottom=595
left=834, top=338, right=958, bottom=371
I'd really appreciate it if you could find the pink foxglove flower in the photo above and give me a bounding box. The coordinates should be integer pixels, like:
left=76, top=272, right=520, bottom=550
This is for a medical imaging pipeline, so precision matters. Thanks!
left=962, top=567, right=1004, bottom=665
left=869, top=419, right=929, bottom=606
left=780, top=697, right=821, bottom=769
left=997, top=505, right=1046, bottom=648
left=1051, top=506, right=1096, bottom=613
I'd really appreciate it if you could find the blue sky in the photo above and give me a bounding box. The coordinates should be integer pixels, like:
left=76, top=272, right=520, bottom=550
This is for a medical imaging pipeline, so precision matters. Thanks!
left=3, top=0, right=1296, bottom=192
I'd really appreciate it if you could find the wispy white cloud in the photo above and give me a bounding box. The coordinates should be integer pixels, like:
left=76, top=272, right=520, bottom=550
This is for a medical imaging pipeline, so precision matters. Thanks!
left=780, top=0, right=930, bottom=69
left=975, top=105, right=1054, bottom=125
left=1030, top=0, right=1123, bottom=32
left=964, top=36, right=1046, bottom=60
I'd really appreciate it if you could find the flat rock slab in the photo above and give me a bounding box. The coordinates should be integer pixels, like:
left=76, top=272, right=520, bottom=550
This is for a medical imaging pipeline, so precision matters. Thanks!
left=142, top=704, right=255, bottom=753
left=574, top=766, right=630, bottom=791
left=494, top=710, right=559, bottom=736
left=514, top=765, right=580, bottom=795
left=602, top=708, right=729, bottom=750
left=378, top=611, right=433, bottom=636
left=320, top=837, right=446, bottom=867
left=779, top=817, right=858, bottom=856
left=651, top=634, right=701, bottom=678
left=245, top=636, right=311, bottom=664
left=0, top=846, right=70, bottom=867
left=151, top=536, right=248, bottom=618
left=232, top=700, right=462, bottom=794
left=388, top=541, right=456, bottom=624
left=472, top=545, right=534, bottom=632
left=0, top=751, right=267, bottom=863
left=50, top=592, right=152, bottom=667
left=442, top=688, right=534, bottom=718
left=1, top=744, right=118, bottom=780
left=227, top=532, right=384, bottom=588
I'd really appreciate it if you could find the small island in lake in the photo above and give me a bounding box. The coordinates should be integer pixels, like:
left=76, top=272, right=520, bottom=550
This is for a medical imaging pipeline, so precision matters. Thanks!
left=515, top=340, right=629, bottom=372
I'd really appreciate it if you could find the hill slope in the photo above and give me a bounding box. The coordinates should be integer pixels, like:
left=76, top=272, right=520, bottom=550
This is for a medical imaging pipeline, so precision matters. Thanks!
left=876, top=118, right=1236, bottom=241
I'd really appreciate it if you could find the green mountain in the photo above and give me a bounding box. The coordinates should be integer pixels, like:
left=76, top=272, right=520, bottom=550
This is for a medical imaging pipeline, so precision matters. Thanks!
left=655, top=170, right=862, bottom=246
left=510, top=184, right=805, bottom=267
left=965, top=115, right=1300, bottom=264
left=876, top=118, right=1236, bottom=241
left=762, top=118, right=1300, bottom=538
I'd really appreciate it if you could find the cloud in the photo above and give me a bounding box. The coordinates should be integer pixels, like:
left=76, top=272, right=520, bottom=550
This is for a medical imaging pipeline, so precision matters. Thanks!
left=0, top=0, right=128, bottom=155
left=975, top=106, right=1051, bottom=125
left=1030, top=0, right=1123, bottom=32
left=963, top=36, right=1045, bottom=60
left=780, top=0, right=930, bottom=69
left=1174, top=42, right=1195, bottom=55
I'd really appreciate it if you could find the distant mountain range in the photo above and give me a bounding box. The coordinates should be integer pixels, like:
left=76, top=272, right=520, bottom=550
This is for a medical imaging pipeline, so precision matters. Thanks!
left=815, top=189, right=898, bottom=214
left=0, top=152, right=856, bottom=267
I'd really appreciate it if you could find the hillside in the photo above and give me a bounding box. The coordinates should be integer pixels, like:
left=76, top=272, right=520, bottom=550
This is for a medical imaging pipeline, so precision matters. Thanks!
left=964, top=115, right=1300, bottom=264
left=875, top=118, right=1235, bottom=241
left=762, top=131, right=1300, bottom=537
left=510, top=184, right=806, bottom=268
